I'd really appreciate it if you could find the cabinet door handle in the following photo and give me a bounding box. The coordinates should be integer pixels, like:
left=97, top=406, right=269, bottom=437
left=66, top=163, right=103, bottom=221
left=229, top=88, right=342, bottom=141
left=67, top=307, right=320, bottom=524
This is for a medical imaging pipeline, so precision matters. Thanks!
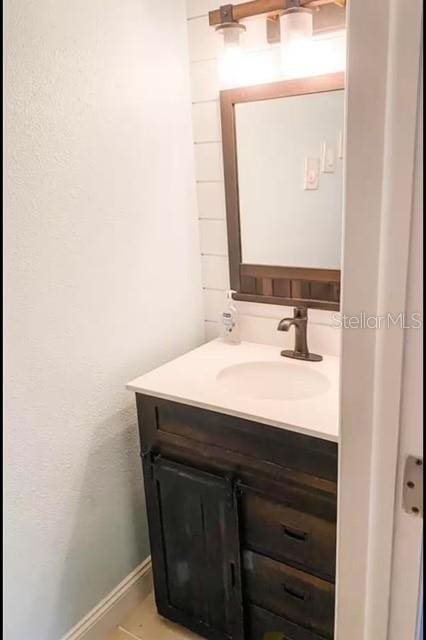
left=229, top=561, right=236, bottom=588
left=282, top=583, right=309, bottom=602
left=281, top=524, right=308, bottom=542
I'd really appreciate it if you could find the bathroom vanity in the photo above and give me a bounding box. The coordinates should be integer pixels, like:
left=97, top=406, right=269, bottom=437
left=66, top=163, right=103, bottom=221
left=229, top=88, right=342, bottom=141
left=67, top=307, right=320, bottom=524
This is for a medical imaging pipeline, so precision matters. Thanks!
left=128, top=341, right=339, bottom=640
left=128, top=62, right=345, bottom=640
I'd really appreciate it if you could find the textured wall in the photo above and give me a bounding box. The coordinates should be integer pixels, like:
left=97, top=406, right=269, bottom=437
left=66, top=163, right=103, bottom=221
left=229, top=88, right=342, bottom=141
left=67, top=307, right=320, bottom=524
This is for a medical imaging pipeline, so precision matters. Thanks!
left=3, top=1, right=204, bottom=639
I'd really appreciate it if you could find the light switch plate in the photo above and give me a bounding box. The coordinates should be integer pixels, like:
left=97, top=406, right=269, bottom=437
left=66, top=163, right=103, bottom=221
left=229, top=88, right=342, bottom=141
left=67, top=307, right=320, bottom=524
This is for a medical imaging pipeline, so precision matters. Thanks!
left=304, top=157, right=320, bottom=190
left=321, top=143, right=336, bottom=173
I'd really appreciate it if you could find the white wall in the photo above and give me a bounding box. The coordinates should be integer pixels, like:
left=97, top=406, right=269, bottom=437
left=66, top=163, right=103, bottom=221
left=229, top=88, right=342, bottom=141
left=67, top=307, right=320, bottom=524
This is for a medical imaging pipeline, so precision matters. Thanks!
left=186, top=0, right=345, bottom=354
left=3, top=1, right=204, bottom=639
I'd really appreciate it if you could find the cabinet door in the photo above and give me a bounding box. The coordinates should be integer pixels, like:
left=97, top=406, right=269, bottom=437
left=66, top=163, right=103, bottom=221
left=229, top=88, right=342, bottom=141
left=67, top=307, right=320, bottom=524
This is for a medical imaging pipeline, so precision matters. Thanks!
left=143, top=456, right=244, bottom=640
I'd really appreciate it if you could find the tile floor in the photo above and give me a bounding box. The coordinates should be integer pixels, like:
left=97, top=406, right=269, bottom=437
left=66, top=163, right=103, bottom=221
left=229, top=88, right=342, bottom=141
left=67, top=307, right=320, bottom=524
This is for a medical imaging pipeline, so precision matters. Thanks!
left=107, top=593, right=201, bottom=640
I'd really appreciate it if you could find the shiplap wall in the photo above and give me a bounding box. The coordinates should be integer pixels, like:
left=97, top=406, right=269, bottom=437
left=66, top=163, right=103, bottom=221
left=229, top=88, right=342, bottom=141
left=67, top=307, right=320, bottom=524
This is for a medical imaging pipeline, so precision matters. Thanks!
left=186, top=0, right=344, bottom=356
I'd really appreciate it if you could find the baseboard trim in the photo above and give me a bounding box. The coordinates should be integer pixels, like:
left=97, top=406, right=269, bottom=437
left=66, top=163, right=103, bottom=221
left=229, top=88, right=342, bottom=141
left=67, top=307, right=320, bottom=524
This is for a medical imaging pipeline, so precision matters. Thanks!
left=61, top=557, right=153, bottom=640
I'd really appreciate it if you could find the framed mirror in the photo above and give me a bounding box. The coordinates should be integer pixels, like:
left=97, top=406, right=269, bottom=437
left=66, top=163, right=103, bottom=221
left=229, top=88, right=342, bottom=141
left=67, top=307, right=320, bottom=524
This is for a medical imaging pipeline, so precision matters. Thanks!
left=220, top=72, right=345, bottom=310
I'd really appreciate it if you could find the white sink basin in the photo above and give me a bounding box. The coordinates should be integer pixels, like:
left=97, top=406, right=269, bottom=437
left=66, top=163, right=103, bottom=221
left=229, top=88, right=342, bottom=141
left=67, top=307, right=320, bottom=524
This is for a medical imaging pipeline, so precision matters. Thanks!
left=216, top=361, right=330, bottom=401
left=128, top=340, right=339, bottom=441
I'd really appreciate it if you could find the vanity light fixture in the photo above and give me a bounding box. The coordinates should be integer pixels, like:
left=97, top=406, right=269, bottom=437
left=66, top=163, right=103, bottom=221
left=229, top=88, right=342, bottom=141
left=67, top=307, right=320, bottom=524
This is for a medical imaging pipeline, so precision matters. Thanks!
left=210, top=1, right=346, bottom=85
left=209, top=0, right=346, bottom=29
left=210, top=1, right=345, bottom=42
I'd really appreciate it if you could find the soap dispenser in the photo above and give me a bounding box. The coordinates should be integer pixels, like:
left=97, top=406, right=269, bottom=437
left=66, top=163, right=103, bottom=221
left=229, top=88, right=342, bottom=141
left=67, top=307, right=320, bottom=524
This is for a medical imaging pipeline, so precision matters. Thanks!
left=220, top=290, right=241, bottom=344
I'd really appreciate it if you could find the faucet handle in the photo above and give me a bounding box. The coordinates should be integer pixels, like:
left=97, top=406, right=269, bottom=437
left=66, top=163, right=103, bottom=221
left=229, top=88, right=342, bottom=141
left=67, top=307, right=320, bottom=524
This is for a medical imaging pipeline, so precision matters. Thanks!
left=294, top=307, right=307, bottom=319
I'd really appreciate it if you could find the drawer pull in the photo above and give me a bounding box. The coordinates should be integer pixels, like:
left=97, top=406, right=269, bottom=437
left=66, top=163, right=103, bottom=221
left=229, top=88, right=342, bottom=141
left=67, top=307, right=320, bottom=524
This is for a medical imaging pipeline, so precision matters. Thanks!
left=281, top=524, right=308, bottom=542
left=282, top=583, right=309, bottom=602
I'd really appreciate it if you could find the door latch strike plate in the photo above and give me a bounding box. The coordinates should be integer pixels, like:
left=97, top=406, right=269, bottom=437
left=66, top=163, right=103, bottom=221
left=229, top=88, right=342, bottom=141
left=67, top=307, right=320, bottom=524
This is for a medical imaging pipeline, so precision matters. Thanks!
left=402, top=456, right=423, bottom=517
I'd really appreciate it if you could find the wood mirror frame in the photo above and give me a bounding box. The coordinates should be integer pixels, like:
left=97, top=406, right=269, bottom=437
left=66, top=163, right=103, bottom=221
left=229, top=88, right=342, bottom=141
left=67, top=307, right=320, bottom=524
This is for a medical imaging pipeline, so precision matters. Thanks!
left=220, top=71, right=345, bottom=311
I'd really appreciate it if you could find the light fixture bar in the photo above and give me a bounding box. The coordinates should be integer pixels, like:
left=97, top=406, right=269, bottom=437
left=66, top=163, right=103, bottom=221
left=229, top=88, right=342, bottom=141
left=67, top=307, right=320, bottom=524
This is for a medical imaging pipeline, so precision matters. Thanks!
left=208, top=0, right=345, bottom=26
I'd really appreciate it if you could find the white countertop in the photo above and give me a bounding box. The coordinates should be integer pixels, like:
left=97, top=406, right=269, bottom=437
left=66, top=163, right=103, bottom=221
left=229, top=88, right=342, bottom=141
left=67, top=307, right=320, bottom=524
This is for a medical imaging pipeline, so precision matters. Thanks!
left=127, top=340, right=340, bottom=443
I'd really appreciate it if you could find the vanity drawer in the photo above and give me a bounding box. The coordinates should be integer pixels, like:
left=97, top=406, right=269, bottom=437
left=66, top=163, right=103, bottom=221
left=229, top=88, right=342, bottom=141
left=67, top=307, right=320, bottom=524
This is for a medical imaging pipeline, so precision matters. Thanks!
left=136, top=395, right=338, bottom=482
left=241, top=490, right=336, bottom=580
left=243, top=551, right=335, bottom=639
left=248, top=604, right=326, bottom=640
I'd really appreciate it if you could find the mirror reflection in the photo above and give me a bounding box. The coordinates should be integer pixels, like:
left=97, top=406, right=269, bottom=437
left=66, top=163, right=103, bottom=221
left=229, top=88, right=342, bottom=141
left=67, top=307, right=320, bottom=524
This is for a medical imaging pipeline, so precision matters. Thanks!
left=235, top=88, right=345, bottom=269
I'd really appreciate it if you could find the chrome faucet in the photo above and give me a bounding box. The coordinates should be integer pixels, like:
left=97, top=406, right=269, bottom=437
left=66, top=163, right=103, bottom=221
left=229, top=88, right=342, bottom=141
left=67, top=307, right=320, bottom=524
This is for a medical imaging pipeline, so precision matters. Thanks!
left=277, top=307, right=323, bottom=362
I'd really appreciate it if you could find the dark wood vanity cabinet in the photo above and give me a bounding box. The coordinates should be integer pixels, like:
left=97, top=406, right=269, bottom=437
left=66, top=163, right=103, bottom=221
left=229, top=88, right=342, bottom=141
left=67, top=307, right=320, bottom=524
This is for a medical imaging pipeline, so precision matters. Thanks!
left=144, top=456, right=244, bottom=640
left=136, top=394, right=338, bottom=640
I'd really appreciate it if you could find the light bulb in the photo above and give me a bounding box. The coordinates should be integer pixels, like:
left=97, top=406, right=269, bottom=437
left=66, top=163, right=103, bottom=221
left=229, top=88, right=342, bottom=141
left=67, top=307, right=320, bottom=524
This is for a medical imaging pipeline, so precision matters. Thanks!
left=281, top=38, right=315, bottom=78
left=218, top=44, right=246, bottom=87
left=281, top=32, right=347, bottom=79
left=280, top=8, right=314, bottom=78
left=216, top=21, right=247, bottom=88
